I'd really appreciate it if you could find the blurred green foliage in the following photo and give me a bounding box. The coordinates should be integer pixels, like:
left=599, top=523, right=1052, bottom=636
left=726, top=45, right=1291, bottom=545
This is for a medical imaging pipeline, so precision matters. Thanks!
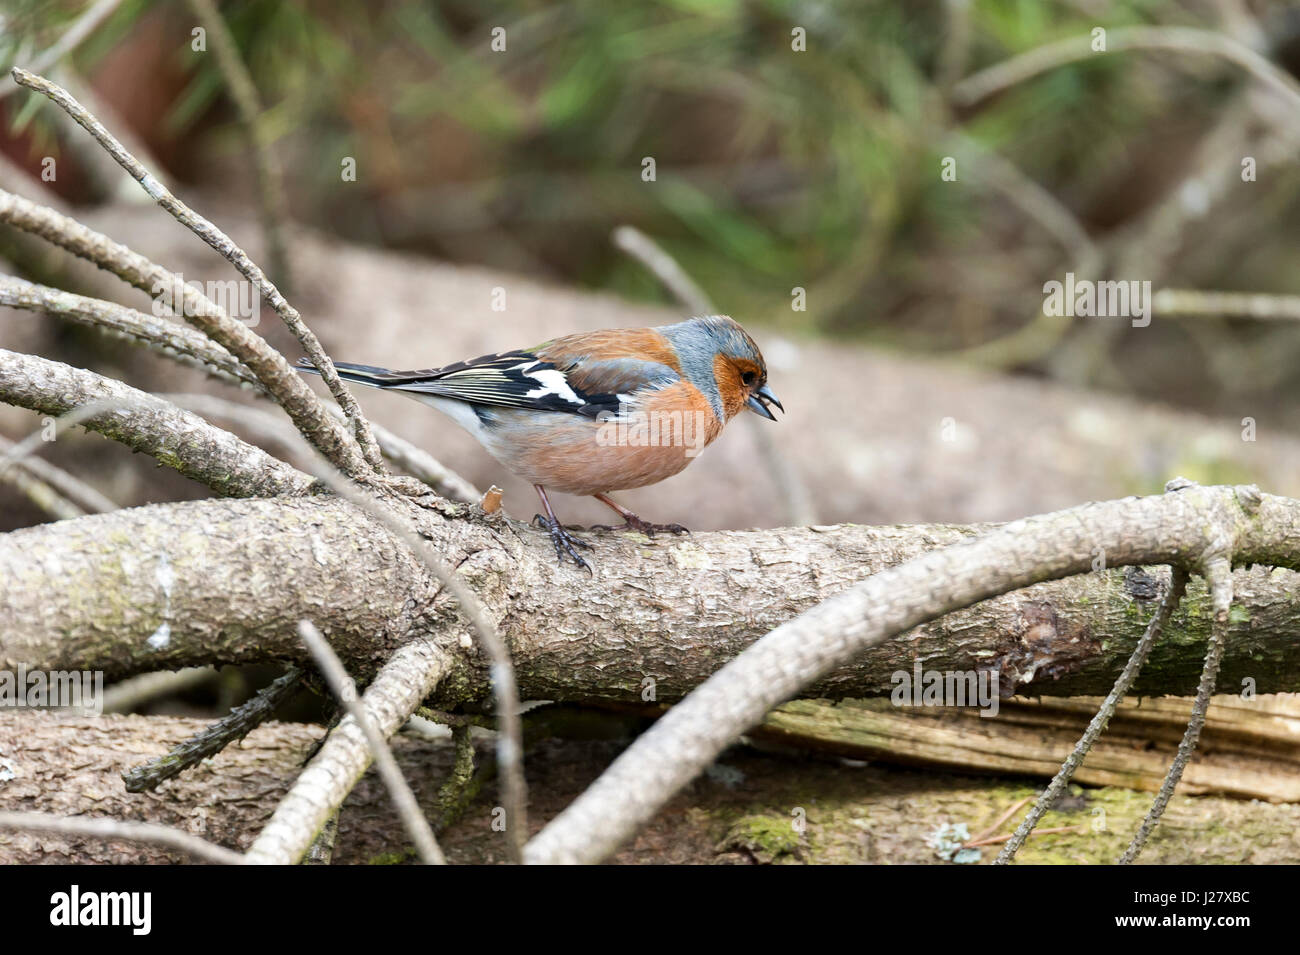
left=8, top=0, right=1300, bottom=417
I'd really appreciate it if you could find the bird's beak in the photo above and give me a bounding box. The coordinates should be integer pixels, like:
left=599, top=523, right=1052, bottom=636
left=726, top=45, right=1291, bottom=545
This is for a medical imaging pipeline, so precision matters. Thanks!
left=747, top=384, right=783, bottom=421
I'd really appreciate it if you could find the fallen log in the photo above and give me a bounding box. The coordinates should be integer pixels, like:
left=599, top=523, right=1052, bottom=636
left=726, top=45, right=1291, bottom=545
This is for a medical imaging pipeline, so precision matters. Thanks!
left=756, top=693, right=1300, bottom=801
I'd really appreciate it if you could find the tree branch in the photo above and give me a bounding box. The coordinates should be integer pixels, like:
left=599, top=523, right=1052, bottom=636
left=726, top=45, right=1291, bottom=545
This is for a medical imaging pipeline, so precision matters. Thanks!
left=11, top=68, right=383, bottom=470
left=0, top=273, right=262, bottom=390
left=0, top=188, right=370, bottom=478
left=0, top=428, right=93, bottom=520
left=244, top=637, right=454, bottom=864
left=0, top=810, right=242, bottom=865
left=0, top=348, right=313, bottom=497
left=297, top=621, right=444, bottom=865
left=5, top=487, right=1300, bottom=700
left=1121, top=555, right=1234, bottom=863
left=168, top=398, right=529, bottom=861
left=340, top=409, right=480, bottom=504
left=1, top=273, right=476, bottom=496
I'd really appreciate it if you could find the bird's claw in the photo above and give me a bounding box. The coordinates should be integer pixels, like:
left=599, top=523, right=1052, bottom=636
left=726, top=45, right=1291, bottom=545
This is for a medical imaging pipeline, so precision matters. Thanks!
left=533, top=513, right=593, bottom=572
left=590, top=516, right=691, bottom=539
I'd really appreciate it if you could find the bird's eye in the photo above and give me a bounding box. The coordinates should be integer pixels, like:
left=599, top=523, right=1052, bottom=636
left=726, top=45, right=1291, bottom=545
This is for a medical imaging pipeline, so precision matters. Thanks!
left=741, top=371, right=756, bottom=386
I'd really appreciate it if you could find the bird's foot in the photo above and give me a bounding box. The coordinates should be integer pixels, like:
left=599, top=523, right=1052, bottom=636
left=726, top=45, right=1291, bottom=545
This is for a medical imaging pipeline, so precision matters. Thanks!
left=590, top=513, right=691, bottom=539
left=532, top=513, right=593, bottom=572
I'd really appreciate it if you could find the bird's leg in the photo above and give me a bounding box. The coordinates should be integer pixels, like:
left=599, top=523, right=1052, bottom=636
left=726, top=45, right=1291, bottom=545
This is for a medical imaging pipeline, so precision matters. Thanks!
left=532, top=485, right=592, bottom=571
left=589, top=492, right=690, bottom=538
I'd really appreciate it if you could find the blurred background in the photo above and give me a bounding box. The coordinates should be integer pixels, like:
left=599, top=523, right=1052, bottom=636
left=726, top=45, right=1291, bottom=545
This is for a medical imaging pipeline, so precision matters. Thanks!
left=4, top=0, right=1300, bottom=533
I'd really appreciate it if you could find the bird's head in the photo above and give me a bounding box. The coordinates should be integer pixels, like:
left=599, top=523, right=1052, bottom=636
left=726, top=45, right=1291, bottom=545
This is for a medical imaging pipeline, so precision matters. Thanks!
left=695, top=315, right=783, bottom=422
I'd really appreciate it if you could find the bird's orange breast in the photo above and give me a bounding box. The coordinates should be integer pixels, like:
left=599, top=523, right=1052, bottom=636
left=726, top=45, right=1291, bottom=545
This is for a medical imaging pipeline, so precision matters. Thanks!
left=478, top=380, right=724, bottom=495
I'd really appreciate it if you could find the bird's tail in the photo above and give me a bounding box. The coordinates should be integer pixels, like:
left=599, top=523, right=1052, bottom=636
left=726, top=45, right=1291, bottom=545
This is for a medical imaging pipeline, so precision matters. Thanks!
left=295, top=358, right=396, bottom=390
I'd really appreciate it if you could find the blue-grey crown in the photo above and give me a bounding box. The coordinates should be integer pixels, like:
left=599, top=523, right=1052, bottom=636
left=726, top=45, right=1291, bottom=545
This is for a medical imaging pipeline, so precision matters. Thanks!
left=659, top=315, right=765, bottom=420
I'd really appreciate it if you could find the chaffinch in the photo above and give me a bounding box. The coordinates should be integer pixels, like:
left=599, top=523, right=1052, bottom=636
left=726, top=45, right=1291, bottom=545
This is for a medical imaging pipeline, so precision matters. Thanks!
left=299, top=314, right=782, bottom=569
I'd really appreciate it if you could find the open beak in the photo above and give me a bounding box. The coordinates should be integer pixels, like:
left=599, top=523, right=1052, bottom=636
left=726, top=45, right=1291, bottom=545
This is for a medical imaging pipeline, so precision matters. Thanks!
left=746, top=384, right=783, bottom=421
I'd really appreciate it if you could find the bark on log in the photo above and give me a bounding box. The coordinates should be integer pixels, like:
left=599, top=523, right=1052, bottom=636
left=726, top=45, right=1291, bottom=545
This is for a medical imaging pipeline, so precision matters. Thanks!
left=5, top=492, right=1300, bottom=703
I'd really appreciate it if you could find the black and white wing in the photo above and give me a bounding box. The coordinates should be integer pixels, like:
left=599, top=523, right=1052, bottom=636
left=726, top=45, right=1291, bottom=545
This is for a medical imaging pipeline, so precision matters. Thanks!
left=298, top=351, right=628, bottom=418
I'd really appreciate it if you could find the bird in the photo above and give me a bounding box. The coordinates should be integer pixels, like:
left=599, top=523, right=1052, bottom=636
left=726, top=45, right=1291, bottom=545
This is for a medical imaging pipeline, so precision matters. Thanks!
left=298, top=314, right=783, bottom=570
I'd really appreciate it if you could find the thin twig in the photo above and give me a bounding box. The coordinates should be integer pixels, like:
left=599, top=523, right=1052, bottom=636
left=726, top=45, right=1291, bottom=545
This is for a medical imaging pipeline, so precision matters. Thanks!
left=0, top=271, right=474, bottom=496
left=416, top=706, right=496, bottom=730
left=0, top=187, right=370, bottom=478
left=951, top=133, right=1098, bottom=263
left=949, top=131, right=1105, bottom=368
left=0, top=354, right=314, bottom=497
left=327, top=406, right=480, bottom=504
left=297, top=620, right=445, bottom=865
left=612, top=225, right=713, bottom=316
left=1154, top=288, right=1300, bottom=322
left=522, top=483, right=1254, bottom=864
left=9, top=68, right=384, bottom=471
left=965, top=795, right=1031, bottom=847
left=0, top=433, right=116, bottom=514
left=995, top=565, right=1189, bottom=863
left=162, top=392, right=304, bottom=456
left=294, top=468, right=527, bottom=862
left=0, top=397, right=128, bottom=484
left=121, top=668, right=304, bottom=792
left=0, top=273, right=262, bottom=390
left=612, top=224, right=815, bottom=525
left=436, top=722, right=480, bottom=829
left=0, top=0, right=123, bottom=104
left=170, top=390, right=479, bottom=506
left=57, top=70, right=174, bottom=204
left=953, top=25, right=1300, bottom=117
left=0, top=455, right=84, bottom=520
left=0, top=810, right=243, bottom=864
left=1120, top=557, right=1233, bottom=863
left=936, top=0, right=973, bottom=94
left=185, top=0, right=293, bottom=291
